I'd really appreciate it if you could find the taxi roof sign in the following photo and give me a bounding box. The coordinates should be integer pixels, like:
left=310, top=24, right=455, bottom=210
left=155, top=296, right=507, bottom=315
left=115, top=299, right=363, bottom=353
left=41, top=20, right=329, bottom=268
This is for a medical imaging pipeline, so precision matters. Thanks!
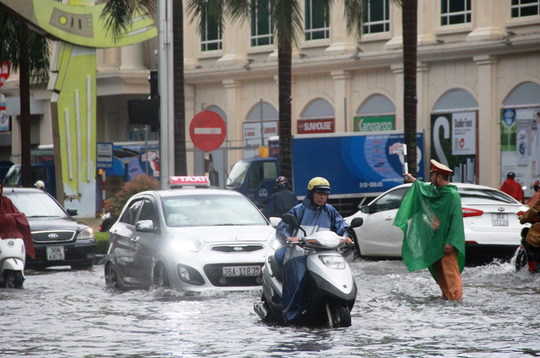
left=169, top=176, right=210, bottom=188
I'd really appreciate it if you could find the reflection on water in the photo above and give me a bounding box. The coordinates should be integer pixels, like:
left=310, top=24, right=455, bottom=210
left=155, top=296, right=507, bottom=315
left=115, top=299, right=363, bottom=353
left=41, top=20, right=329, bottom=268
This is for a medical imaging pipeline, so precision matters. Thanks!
left=0, top=260, right=539, bottom=357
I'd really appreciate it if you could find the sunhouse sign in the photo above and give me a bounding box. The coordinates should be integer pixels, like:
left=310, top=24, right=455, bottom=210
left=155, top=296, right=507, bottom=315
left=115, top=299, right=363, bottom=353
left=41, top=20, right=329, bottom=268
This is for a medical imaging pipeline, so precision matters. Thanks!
left=354, top=115, right=395, bottom=132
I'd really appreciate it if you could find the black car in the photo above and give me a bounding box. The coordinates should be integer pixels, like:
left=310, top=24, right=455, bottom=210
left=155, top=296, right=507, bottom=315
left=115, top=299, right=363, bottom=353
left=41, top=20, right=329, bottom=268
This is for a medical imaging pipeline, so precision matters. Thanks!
left=3, top=187, right=96, bottom=269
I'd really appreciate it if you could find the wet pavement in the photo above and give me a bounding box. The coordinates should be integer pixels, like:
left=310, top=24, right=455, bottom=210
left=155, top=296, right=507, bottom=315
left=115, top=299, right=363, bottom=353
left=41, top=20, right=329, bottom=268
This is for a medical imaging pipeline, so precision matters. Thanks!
left=1, top=258, right=539, bottom=357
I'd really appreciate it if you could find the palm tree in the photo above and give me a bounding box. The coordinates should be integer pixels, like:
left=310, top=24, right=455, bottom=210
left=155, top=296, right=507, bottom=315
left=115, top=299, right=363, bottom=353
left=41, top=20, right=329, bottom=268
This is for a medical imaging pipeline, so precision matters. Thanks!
left=401, top=0, right=418, bottom=177
left=104, top=0, right=187, bottom=176
left=188, top=0, right=366, bottom=181
left=0, top=9, right=49, bottom=188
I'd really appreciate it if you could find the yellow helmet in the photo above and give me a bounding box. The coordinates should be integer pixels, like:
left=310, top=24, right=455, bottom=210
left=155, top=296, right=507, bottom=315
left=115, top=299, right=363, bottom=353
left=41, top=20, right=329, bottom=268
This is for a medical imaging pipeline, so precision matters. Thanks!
left=307, top=177, right=331, bottom=194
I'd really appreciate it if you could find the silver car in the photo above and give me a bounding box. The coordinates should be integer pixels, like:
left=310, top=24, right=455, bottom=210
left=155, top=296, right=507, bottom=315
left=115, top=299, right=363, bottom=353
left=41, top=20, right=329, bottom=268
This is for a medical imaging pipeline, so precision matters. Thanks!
left=345, top=183, right=529, bottom=262
left=104, top=187, right=274, bottom=292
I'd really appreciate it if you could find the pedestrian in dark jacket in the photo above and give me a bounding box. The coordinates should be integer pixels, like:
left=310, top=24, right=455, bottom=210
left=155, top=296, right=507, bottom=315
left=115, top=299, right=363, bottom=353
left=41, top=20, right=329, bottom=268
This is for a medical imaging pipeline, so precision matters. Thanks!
left=262, top=176, right=298, bottom=219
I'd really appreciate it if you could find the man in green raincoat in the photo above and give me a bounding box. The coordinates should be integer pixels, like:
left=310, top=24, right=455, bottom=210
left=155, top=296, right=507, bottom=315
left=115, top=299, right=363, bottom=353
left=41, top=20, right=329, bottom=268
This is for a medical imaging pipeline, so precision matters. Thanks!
left=394, top=159, right=465, bottom=300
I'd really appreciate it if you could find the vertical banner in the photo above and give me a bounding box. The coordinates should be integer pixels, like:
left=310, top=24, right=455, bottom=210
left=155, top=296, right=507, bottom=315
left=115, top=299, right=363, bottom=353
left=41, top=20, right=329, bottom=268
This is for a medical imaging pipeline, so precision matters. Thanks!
left=431, top=111, right=477, bottom=183
left=500, top=108, right=540, bottom=198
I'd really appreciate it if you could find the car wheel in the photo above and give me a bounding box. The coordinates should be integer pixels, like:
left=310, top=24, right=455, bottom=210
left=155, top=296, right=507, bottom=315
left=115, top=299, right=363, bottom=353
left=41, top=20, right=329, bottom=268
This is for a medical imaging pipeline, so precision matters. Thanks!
left=4, top=271, right=24, bottom=289
left=105, top=262, right=123, bottom=289
left=326, top=304, right=351, bottom=328
left=154, top=263, right=170, bottom=287
left=349, top=232, right=362, bottom=258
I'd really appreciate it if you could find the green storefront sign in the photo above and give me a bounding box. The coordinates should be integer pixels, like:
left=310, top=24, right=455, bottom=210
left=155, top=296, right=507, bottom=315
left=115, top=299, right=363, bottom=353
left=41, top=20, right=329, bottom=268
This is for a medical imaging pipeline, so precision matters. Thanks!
left=354, top=115, right=395, bottom=132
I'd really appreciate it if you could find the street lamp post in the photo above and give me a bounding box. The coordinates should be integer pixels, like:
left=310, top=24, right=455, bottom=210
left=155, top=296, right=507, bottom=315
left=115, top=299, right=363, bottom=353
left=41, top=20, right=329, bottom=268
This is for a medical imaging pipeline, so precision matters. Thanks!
left=158, top=0, right=175, bottom=189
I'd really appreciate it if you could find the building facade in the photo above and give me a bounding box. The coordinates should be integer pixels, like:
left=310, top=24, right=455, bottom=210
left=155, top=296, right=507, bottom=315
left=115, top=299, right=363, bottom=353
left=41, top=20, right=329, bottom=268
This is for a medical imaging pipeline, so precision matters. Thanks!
left=2, top=0, right=540, bottom=208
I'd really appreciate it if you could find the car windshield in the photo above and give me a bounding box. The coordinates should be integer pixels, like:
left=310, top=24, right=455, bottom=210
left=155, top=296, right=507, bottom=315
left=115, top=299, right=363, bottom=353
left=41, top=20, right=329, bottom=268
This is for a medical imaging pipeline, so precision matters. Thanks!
left=226, top=161, right=250, bottom=187
left=458, top=187, right=519, bottom=205
left=162, top=194, right=268, bottom=227
left=4, top=191, right=67, bottom=218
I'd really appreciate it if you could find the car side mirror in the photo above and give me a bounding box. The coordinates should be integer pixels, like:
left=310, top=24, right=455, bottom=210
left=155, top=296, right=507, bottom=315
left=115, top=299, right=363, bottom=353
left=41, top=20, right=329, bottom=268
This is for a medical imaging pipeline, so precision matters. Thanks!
left=66, top=208, right=78, bottom=216
left=350, top=217, right=364, bottom=228
left=360, top=205, right=371, bottom=214
left=282, top=213, right=299, bottom=227
left=136, top=219, right=156, bottom=232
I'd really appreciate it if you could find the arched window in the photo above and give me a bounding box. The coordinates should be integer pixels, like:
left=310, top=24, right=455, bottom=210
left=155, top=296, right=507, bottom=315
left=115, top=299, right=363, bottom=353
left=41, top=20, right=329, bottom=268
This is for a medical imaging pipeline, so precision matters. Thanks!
left=355, top=94, right=395, bottom=132
left=243, top=101, right=278, bottom=158
left=501, top=82, right=540, bottom=186
left=431, top=89, right=478, bottom=183
left=298, top=98, right=335, bottom=134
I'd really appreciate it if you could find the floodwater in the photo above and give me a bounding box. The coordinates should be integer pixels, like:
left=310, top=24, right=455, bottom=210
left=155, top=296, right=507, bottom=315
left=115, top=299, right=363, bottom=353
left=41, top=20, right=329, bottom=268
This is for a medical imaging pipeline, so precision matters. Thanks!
left=1, top=258, right=539, bottom=357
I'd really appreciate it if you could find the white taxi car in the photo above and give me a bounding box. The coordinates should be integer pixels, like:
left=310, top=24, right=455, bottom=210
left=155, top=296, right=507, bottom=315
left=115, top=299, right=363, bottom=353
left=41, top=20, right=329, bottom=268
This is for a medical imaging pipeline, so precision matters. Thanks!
left=104, top=176, right=275, bottom=292
left=345, top=183, right=529, bottom=263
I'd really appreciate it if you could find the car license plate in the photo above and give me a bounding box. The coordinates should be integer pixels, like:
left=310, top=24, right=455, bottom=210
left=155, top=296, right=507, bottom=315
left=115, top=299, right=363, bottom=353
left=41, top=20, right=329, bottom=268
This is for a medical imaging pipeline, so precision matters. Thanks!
left=222, top=265, right=261, bottom=277
left=47, top=246, right=65, bottom=261
left=492, top=213, right=508, bottom=226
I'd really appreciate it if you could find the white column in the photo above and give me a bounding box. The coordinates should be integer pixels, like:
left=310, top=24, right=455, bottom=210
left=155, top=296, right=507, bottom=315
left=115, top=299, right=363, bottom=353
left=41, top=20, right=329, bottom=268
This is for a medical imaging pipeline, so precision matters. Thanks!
left=467, top=0, right=505, bottom=41
left=218, top=17, right=247, bottom=65
left=385, top=1, right=403, bottom=49
left=417, top=62, right=430, bottom=139
left=474, top=55, right=499, bottom=187
left=325, top=0, right=356, bottom=55
left=331, top=70, right=350, bottom=132
left=417, top=0, right=435, bottom=45
left=391, top=64, right=404, bottom=131
left=223, top=79, right=242, bottom=164
left=120, top=43, right=145, bottom=70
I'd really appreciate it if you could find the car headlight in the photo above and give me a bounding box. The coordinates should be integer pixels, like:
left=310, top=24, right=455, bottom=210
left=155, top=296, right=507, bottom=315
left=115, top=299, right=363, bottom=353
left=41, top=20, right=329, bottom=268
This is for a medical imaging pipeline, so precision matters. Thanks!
left=77, top=228, right=95, bottom=241
left=319, top=255, right=346, bottom=269
left=168, top=237, right=203, bottom=253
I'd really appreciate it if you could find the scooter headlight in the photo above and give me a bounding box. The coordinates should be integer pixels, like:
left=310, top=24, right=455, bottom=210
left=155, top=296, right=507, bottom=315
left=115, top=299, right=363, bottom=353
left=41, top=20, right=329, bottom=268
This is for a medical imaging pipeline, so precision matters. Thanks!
left=319, top=255, right=346, bottom=269
left=268, top=235, right=283, bottom=251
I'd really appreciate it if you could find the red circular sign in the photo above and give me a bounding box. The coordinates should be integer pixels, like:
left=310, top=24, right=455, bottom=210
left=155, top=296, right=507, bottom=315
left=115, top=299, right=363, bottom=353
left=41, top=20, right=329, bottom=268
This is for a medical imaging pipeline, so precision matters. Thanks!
left=189, top=110, right=227, bottom=152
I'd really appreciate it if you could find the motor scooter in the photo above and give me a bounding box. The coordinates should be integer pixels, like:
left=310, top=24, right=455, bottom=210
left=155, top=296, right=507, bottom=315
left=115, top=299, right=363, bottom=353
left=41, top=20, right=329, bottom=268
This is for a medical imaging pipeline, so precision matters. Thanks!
left=515, top=211, right=540, bottom=273
left=254, top=214, right=363, bottom=328
left=0, top=238, right=26, bottom=288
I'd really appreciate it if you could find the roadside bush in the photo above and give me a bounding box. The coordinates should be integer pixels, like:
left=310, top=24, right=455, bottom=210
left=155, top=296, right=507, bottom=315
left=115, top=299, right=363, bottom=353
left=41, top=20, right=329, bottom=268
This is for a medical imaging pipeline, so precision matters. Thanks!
left=94, top=232, right=109, bottom=255
left=103, top=175, right=159, bottom=218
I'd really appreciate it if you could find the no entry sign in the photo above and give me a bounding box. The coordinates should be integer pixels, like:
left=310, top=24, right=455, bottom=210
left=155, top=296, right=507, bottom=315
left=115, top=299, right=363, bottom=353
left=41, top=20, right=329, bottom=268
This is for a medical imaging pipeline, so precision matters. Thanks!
left=189, top=110, right=227, bottom=152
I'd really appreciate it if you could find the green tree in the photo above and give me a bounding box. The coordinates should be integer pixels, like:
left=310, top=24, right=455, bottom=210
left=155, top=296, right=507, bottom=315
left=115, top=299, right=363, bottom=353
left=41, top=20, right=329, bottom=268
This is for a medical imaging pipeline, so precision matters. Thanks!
left=401, top=0, right=418, bottom=177
left=0, top=8, right=49, bottom=187
left=104, top=0, right=187, bottom=176
left=187, top=0, right=367, bottom=181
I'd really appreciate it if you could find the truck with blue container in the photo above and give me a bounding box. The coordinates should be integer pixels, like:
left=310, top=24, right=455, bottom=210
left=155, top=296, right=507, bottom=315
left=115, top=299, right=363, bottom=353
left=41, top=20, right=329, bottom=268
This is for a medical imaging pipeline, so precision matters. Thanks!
left=226, top=131, right=425, bottom=216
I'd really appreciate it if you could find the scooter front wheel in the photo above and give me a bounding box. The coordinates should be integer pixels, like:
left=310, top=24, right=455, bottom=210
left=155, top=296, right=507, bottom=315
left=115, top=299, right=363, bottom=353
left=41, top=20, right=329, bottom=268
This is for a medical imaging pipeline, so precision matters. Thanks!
left=4, top=271, right=24, bottom=288
left=326, top=303, right=351, bottom=328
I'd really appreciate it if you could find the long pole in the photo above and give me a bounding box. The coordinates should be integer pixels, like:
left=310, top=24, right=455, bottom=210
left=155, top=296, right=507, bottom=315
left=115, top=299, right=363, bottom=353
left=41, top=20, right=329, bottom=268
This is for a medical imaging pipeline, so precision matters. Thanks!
left=159, top=0, right=174, bottom=189
left=260, top=98, right=264, bottom=146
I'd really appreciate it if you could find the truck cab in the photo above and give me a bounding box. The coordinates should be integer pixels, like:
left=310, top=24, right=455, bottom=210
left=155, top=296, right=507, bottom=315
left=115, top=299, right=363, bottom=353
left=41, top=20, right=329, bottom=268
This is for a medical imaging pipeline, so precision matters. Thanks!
left=3, top=162, right=56, bottom=198
left=226, top=157, right=279, bottom=208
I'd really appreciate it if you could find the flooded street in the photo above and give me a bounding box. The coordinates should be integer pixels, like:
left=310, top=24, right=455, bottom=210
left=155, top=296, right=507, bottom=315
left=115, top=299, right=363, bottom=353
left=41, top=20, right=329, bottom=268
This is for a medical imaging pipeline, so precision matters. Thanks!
left=1, top=258, right=539, bottom=357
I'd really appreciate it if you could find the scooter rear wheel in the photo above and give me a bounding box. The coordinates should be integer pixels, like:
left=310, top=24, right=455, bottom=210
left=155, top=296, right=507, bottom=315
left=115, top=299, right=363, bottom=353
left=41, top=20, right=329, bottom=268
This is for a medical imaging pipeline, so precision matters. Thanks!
left=4, top=271, right=24, bottom=289
left=515, top=247, right=528, bottom=272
